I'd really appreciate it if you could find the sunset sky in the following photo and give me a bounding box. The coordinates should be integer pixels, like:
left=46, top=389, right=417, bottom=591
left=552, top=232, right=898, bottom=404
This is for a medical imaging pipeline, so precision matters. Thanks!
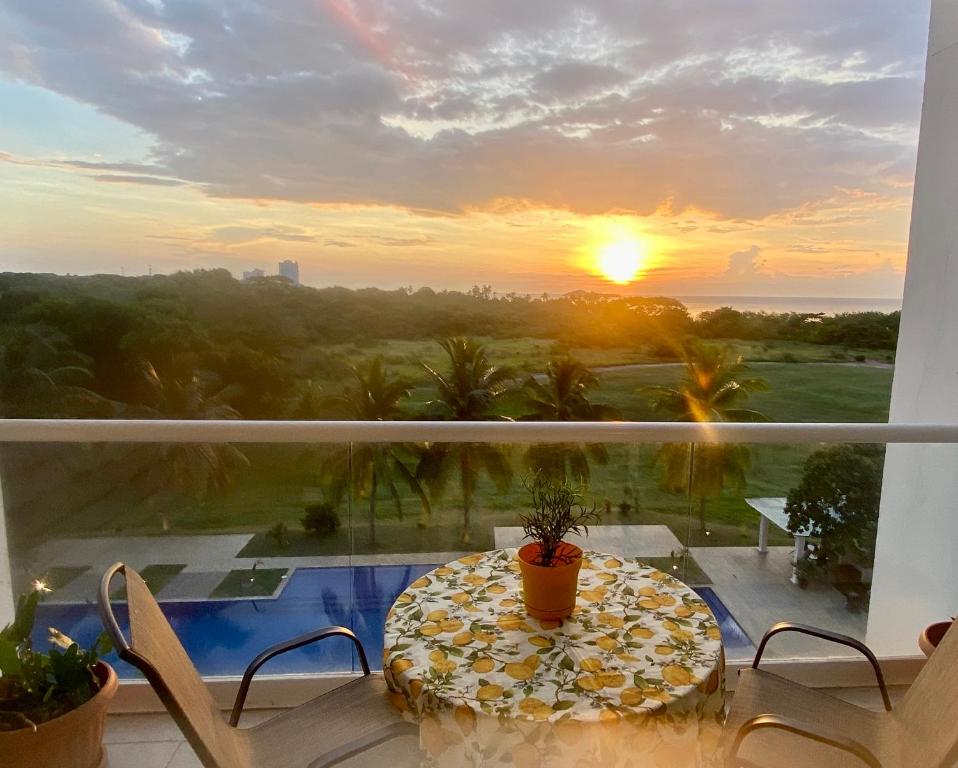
left=0, top=1, right=931, bottom=298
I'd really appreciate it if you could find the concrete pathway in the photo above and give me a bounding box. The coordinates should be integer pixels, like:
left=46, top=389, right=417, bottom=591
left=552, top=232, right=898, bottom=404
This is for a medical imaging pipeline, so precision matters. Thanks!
left=494, top=524, right=683, bottom=558
left=690, top=545, right=867, bottom=661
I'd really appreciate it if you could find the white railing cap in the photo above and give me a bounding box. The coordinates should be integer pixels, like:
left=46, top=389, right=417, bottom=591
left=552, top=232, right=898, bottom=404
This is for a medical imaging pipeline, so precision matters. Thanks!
left=2, top=419, right=958, bottom=444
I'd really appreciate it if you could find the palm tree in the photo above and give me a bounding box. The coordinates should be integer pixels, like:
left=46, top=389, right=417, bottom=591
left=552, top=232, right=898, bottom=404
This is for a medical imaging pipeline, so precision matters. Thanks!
left=135, top=362, right=249, bottom=530
left=520, top=356, right=619, bottom=484
left=644, top=343, right=768, bottom=533
left=0, top=326, right=111, bottom=418
left=319, top=356, right=430, bottom=546
left=417, top=337, right=514, bottom=545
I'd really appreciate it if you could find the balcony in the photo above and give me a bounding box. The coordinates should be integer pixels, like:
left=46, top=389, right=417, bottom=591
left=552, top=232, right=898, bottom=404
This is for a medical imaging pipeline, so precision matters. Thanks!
left=1, top=418, right=948, bottom=766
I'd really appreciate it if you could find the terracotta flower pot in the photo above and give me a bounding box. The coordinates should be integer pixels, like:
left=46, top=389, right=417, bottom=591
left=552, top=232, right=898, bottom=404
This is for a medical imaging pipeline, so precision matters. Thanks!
left=517, top=541, right=583, bottom=620
left=0, top=662, right=117, bottom=768
left=918, top=620, right=955, bottom=657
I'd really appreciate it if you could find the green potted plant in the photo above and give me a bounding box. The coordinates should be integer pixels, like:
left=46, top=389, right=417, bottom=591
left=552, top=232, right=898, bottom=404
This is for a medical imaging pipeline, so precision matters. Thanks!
left=0, top=582, right=117, bottom=768
left=517, top=475, right=599, bottom=620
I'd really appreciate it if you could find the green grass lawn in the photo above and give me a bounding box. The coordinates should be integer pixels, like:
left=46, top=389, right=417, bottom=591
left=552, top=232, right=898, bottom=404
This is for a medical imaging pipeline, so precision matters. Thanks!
left=42, top=566, right=89, bottom=592
left=210, top=568, right=288, bottom=598
left=10, top=352, right=894, bottom=559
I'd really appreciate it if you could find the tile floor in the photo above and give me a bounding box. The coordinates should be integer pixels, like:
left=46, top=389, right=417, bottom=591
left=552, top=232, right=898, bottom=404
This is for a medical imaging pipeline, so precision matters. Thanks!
left=103, top=685, right=903, bottom=768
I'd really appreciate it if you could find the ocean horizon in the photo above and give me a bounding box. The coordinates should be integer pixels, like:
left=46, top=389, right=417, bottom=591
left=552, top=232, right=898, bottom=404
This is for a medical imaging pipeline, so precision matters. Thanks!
left=673, top=295, right=902, bottom=316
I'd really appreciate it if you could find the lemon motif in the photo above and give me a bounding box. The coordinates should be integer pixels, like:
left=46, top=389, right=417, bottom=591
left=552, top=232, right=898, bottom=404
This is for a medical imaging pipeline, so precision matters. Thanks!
left=597, top=612, right=625, bottom=628
left=477, top=683, right=503, bottom=700
left=472, top=657, right=495, bottom=673
left=497, top=613, right=522, bottom=631
left=576, top=673, right=603, bottom=691
left=596, top=635, right=618, bottom=651
left=454, top=705, right=476, bottom=734
left=580, top=657, right=604, bottom=672
left=382, top=548, right=725, bottom=751
left=439, top=618, right=464, bottom=633
left=662, top=665, right=693, bottom=687
left=528, top=635, right=554, bottom=647
left=505, top=662, right=535, bottom=681
left=390, top=658, right=413, bottom=675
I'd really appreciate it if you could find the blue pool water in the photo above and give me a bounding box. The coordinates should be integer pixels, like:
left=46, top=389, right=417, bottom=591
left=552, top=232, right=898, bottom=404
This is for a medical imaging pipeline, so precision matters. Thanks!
left=35, top=566, right=753, bottom=677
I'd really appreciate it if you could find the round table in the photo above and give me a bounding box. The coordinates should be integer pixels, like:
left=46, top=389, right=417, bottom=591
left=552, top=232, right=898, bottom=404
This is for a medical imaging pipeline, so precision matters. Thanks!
left=383, top=549, right=725, bottom=767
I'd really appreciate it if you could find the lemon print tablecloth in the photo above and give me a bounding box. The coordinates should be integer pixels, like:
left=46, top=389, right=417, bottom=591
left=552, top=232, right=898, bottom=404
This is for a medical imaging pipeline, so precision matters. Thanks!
left=383, top=549, right=725, bottom=768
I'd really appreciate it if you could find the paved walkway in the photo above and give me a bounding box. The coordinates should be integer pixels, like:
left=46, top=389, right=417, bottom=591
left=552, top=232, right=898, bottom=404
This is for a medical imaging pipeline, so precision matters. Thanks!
left=494, top=524, right=683, bottom=557
left=690, top=545, right=867, bottom=661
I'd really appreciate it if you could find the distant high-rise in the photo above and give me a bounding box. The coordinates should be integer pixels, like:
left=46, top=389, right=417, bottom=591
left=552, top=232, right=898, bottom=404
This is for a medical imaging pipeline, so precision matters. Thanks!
left=278, top=260, right=300, bottom=285
left=243, top=268, right=266, bottom=281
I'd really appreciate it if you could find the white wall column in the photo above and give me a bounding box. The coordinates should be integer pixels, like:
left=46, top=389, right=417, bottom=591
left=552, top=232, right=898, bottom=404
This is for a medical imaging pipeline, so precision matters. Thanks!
left=0, top=471, right=15, bottom=626
left=867, top=0, right=958, bottom=656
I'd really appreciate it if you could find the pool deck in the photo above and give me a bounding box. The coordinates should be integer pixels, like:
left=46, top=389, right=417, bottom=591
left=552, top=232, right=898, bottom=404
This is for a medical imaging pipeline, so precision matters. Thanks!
left=25, top=529, right=867, bottom=660
left=690, top=545, right=867, bottom=660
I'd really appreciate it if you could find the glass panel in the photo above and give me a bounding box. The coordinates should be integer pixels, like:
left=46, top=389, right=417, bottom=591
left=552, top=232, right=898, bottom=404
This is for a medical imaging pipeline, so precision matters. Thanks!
left=0, top=440, right=360, bottom=677
left=0, top=435, right=913, bottom=673
left=677, top=441, right=887, bottom=662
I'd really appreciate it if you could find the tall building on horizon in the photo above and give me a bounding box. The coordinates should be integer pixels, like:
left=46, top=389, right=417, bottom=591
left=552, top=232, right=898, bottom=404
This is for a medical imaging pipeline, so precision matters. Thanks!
left=243, top=268, right=266, bottom=281
left=278, top=260, right=300, bottom=285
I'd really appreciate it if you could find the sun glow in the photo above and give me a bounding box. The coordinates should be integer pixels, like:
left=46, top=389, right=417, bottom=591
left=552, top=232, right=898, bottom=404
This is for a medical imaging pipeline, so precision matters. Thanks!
left=591, top=224, right=650, bottom=284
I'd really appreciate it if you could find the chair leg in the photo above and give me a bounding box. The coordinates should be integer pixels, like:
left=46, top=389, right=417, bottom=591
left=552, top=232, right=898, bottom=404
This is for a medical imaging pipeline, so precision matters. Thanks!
left=306, top=721, right=420, bottom=768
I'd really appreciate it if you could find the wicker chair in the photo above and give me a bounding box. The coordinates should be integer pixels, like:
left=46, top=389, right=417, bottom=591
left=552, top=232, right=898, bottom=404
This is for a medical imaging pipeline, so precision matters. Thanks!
left=98, top=563, right=419, bottom=768
left=723, top=620, right=958, bottom=768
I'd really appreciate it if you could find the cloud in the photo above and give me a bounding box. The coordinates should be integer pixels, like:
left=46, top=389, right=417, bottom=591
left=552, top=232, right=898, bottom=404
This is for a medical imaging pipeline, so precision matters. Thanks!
left=0, top=0, right=929, bottom=219
left=725, top=245, right=766, bottom=277
left=94, top=174, right=186, bottom=186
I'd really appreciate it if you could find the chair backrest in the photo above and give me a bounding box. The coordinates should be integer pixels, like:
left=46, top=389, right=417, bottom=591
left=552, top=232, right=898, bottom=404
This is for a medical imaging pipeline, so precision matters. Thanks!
left=98, top=564, right=249, bottom=768
left=898, top=620, right=958, bottom=767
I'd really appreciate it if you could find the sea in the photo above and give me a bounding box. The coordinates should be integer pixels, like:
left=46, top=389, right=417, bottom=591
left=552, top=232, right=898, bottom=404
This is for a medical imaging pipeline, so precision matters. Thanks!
left=673, top=295, right=902, bottom=316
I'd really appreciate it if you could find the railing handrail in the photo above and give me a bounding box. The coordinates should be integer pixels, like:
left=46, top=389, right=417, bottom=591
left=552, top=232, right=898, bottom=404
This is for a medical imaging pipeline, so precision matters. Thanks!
left=1, top=419, right=958, bottom=444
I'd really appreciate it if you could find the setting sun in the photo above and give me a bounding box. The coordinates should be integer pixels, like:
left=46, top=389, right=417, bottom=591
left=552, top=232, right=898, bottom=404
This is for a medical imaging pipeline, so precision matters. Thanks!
left=597, top=238, right=645, bottom=283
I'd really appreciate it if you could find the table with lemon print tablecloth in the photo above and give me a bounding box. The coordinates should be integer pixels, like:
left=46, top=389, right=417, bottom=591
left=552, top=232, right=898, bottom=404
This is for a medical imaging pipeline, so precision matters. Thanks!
left=383, top=549, right=726, bottom=768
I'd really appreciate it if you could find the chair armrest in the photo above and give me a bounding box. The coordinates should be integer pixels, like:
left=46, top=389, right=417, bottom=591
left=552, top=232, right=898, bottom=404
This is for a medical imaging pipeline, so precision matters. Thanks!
left=230, top=626, right=371, bottom=726
left=728, top=713, right=883, bottom=768
left=753, top=622, right=891, bottom=711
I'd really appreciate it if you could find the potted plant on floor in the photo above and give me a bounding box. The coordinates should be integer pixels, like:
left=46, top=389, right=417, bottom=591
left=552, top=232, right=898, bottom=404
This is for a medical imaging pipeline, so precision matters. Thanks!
left=0, top=582, right=117, bottom=768
left=517, top=474, right=599, bottom=620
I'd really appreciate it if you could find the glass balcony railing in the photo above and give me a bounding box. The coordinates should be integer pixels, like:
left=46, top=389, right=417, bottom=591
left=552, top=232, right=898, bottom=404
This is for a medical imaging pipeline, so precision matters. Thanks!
left=0, top=420, right=954, bottom=679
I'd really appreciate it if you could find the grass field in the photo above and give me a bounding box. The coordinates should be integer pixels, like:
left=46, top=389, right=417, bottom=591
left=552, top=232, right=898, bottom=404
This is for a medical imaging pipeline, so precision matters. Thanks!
left=8, top=348, right=894, bottom=566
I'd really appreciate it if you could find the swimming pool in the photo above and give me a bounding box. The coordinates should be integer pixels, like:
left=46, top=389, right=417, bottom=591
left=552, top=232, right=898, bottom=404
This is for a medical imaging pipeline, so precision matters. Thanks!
left=35, top=565, right=753, bottom=677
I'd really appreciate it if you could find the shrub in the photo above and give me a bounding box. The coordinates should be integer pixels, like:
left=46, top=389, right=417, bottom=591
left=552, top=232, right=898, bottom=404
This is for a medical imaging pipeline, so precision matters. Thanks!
left=854, top=354, right=866, bottom=362
left=302, top=503, right=341, bottom=536
left=267, top=522, right=290, bottom=548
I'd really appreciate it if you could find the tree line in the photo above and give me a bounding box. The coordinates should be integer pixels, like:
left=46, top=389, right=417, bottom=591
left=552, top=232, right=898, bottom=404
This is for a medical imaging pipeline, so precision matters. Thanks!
left=0, top=270, right=897, bottom=421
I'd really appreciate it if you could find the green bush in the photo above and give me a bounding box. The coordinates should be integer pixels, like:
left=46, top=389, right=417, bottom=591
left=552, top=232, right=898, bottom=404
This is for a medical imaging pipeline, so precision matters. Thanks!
left=301, top=503, right=341, bottom=536
left=267, top=522, right=290, bottom=548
